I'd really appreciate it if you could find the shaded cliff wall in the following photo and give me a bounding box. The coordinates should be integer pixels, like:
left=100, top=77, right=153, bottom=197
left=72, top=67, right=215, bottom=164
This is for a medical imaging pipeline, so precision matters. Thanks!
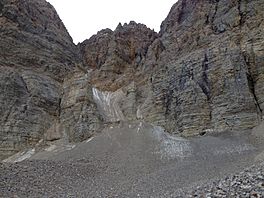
left=0, top=0, right=99, bottom=159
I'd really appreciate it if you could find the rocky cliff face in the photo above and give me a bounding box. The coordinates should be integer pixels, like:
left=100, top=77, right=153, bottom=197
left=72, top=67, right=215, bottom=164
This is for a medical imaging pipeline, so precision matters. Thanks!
left=80, top=0, right=263, bottom=136
left=79, top=21, right=158, bottom=91
left=0, top=0, right=263, bottom=159
left=145, top=0, right=264, bottom=135
left=0, top=0, right=99, bottom=159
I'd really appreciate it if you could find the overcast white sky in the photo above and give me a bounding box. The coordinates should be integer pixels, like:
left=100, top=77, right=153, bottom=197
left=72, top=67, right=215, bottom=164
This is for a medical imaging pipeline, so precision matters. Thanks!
left=47, top=0, right=177, bottom=44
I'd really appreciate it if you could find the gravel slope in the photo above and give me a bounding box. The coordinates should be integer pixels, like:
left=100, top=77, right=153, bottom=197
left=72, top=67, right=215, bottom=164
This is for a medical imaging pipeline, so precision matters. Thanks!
left=1, top=122, right=264, bottom=197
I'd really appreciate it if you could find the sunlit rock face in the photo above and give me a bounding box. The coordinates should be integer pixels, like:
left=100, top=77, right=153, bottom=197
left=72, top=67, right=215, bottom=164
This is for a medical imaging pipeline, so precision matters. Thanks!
left=83, top=0, right=264, bottom=136
left=60, top=70, right=101, bottom=143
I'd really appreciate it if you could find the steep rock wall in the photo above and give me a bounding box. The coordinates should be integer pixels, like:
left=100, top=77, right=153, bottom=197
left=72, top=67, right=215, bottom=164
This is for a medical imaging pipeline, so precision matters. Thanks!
left=143, top=0, right=264, bottom=135
left=1, top=0, right=264, bottom=159
left=60, top=69, right=101, bottom=143
left=81, top=0, right=264, bottom=136
left=0, top=0, right=97, bottom=159
left=79, top=21, right=158, bottom=91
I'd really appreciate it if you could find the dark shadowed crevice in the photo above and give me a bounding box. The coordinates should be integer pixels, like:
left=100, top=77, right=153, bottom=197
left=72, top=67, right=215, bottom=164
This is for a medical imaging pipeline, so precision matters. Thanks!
left=205, top=14, right=210, bottom=25
left=243, top=53, right=263, bottom=117
left=57, top=98, right=62, bottom=117
left=238, top=0, right=246, bottom=27
left=211, top=0, right=220, bottom=23
left=197, top=53, right=211, bottom=101
left=0, top=2, right=3, bottom=15
left=246, top=73, right=262, bottom=116
left=197, top=53, right=213, bottom=129
left=154, top=40, right=166, bottom=61
left=199, top=131, right=207, bottom=136
left=20, top=75, right=30, bottom=94
left=164, top=89, right=173, bottom=115
left=178, top=0, right=187, bottom=24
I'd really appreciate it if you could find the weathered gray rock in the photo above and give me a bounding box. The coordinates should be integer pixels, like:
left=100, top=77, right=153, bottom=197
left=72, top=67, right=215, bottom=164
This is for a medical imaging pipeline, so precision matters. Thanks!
left=80, top=0, right=264, bottom=136
left=141, top=0, right=264, bottom=135
left=0, top=0, right=92, bottom=159
left=79, top=21, right=158, bottom=91
left=60, top=69, right=101, bottom=142
left=1, top=0, right=264, bottom=159
left=0, top=0, right=78, bottom=79
left=0, top=67, right=60, bottom=159
left=176, top=161, right=264, bottom=198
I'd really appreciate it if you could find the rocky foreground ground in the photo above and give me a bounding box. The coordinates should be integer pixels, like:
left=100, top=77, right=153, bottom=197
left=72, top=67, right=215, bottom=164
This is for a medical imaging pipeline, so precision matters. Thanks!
left=1, top=123, right=264, bottom=197
left=0, top=160, right=263, bottom=197
left=176, top=162, right=264, bottom=198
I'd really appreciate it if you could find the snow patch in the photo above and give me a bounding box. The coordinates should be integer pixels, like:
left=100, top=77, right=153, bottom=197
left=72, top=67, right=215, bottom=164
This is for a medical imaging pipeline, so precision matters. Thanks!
left=86, top=137, right=94, bottom=143
left=3, top=148, right=35, bottom=163
left=45, top=145, right=57, bottom=152
left=92, top=88, right=125, bottom=122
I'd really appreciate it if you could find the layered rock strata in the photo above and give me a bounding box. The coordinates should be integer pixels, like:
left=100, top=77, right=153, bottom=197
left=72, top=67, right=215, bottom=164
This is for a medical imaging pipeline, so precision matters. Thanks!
left=60, top=70, right=101, bottom=142
left=80, top=0, right=264, bottom=136
left=0, top=0, right=99, bottom=159
left=79, top=21, right=158, bottom=91
left=0, top=0, right=264, bottom=159
left=145, top=0, right=264, bottom=135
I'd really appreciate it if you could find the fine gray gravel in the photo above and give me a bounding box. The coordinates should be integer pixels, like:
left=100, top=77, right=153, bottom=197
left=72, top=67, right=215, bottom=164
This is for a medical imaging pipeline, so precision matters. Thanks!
left=1, top=160, right=264, bottom=197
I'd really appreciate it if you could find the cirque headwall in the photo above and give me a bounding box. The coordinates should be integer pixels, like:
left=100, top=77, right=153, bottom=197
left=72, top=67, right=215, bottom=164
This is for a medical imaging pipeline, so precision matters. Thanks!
left=0, top=0, right=263, bottom=159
